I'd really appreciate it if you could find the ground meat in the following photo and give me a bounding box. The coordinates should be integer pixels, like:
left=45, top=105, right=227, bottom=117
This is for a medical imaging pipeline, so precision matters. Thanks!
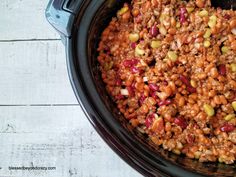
left=97, top=0, right=236, bottom=164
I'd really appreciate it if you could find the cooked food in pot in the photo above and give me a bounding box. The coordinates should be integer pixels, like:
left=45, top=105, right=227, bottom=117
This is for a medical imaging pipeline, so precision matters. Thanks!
left=97, top=0, right=236, bottom=164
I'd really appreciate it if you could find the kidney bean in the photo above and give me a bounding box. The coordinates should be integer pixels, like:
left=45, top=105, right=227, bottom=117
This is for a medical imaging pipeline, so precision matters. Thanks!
left=218, top=64, right=226, bottom=76
left=179, top=74, right=190, bottom=86
left=123, top=59, right=139, bottom=67
left=224, top=14, right=231, bottom=20
left=115, top=78, right=122, bottom=86
left=131, top=42, right=137, bottom=49
left=186, top=134, right=195, bottom=144
left=174, top=117, right=188, bottom=129
left=139, top=93, right=147, bottom=105
left=149, top=83, right=160, bottom=91
left=150, top=25, right=158, bottom=37
left=187, top=86, right=197, bottom=93
left=158, top=99, right=172, bottom=106
left=131, top=66, right=140, bottom=73
left=127, top=85, right=134, bottom=96
left=145, top=114, right=155, bottom=128
left=104, top=46, right=110, bottom=52
left=180, top=7, right=187, bottom=24
left=220, top=123, right=235, bottom=132
left=150, top=91, right=159, bottom=100
left=162, top=80, right=168, bottom=86
left=115, top=94, right=124, bottom=100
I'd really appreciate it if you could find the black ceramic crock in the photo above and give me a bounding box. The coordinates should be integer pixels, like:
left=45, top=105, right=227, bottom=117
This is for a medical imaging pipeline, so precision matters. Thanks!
left=45, top=0, right=236, bottom=176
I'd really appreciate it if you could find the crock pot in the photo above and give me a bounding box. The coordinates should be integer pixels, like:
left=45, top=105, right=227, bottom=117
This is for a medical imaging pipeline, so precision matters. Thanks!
left=45, top=0, right=236, bottom=176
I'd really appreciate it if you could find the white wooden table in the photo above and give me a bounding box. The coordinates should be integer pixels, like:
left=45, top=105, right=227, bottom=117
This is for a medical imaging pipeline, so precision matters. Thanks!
left=0, top=1, right=142, bottom=176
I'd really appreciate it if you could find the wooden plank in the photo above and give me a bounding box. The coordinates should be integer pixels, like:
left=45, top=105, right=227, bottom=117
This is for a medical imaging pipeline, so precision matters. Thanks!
left=0, top=106, right=141, bottom=177
left=0, top=0, right=60, bottom=40
left=0, top=41, right=78, bottom=105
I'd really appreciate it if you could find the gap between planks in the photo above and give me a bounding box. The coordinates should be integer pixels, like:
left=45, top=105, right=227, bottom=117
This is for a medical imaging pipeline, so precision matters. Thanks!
left=0, top=104, right=80, bottom=107
left=0, top=39, right=61, bottom=43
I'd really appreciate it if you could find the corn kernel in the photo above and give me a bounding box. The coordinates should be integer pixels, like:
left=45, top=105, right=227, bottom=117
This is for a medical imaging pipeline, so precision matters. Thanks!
left=218, top=157, right=224, bottom=163
left=204, top=28, right=211, bottom=38
left=104, top=61, right=113, bottom=71
left=232, top=101, right=236, bottom=111
left=151, top=40, right=161, bottom=49
left=176, top=142, right=183, bottom=149
left=190, top=80, right=197, bottom=88
left=230, top=63, right=236, bottom=72
left=159, top=26, right=167, bottom=35
left=186, top=7, right=194, bottom=13
left=118, top=6, right=129, bottom=15
left=208, top=15, right=217, bottom=28
left=167, top=51, right=178, bottom=62
left=135, top=45, right=145, bottom=56
left=176, top=22, right=181, bottom=28
left=224, top=114, right=235, bottom=121
left=194, top=151, right=201, bottom=159
left=221, top=46, right=229, bottom=54
left=204, top=40, right=211, bottom=48
left=129, top=33, right=139, bottom=42
left=203, top=104, right=215, bottom=116
left=199, top=10, right=208, bottom=17
left=159, top=14, right=165, bottom=23
left=172, top=149, right=181, bottom=155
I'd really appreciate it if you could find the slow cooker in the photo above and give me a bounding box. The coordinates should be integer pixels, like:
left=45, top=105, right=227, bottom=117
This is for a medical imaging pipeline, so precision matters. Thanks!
left=45, top=0, right=236, bottom=176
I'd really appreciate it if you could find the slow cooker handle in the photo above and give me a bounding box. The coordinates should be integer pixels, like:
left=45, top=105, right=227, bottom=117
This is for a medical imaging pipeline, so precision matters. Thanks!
left=45, top=0, right=82, bottom=39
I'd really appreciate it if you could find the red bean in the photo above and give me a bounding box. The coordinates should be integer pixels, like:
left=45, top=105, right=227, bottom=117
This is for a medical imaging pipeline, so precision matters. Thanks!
left=131, top=66, right=140, bottom=73
left=139, top=93, right=147, bottom=105
left=145, top=114, right=155, bottom=128
left=149, top=83, right=159, bottom=91
left=115, top=94, right=124, bottom=100
left=180, top=7, right=187, bottom=24
left=123, top=60, right=133, bottom=67
left=115, top=78, right=122, bottom=86
left=131, top=82, right=136, bottom=89
left=220, top=123, right=235, bottom=132
left=104, top=46, right=110, bottom=52
left=186, top=134, right=195, bottom=144
left=127, top=86, right=134, bottom=96
left=150, top=25, right=158, bottom=37
left=158, top=99, right=172, bottom=106
left=179, top=75, right=196, bottom=93
left=150, top=91, right=158, bottom=100
left=131, top=42, right=136, bottom=49
left=163, top=80, right=168, bottom=86
left=179, top=74, right=190, bottom=86
left=174, top=117, right=188, bottom=129
left=123, top=59, right=139, bottom=67
left=218, top=64, right=226, bottom=76
left=224, top=14, right=231, bottom=20
left=187, top=86, right=197, bottom=93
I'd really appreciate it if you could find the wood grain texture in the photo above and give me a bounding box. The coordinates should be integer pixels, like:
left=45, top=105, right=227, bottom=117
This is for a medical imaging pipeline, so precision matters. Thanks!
left=0, top=106, right=141, bottom=177
left=0, top=41, right=77, bottom=105
left=0, top=0, right=59, bottom=40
